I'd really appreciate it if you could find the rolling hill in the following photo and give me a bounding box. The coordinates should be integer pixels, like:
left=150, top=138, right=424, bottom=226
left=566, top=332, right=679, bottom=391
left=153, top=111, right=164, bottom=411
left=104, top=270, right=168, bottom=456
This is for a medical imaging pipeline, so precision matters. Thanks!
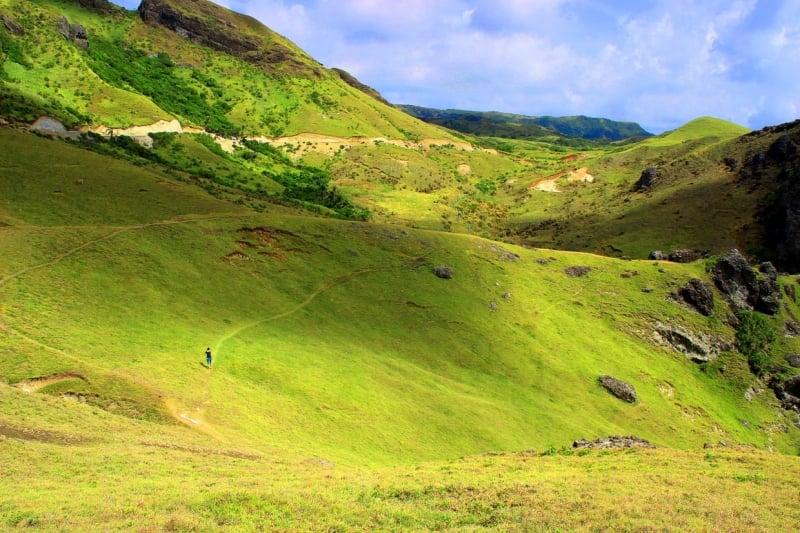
left=1, top=0, right=800, bottom=530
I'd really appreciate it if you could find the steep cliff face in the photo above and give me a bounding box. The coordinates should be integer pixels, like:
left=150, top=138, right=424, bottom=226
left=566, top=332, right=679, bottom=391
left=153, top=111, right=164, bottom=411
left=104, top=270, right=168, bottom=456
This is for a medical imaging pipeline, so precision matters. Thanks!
left=736, top=120, right=800, bottom=272
left=137, top=0, right=324, bottom=78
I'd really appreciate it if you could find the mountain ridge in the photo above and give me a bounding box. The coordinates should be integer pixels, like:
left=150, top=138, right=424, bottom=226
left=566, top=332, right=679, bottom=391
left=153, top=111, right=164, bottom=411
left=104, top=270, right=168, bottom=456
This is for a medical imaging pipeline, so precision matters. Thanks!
left=397, top=103, right=654, bottom=141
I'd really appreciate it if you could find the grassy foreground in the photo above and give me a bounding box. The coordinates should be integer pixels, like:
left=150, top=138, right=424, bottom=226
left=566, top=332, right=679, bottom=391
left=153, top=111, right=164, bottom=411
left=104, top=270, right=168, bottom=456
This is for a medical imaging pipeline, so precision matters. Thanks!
left=3, top=385, right=799, bottom=532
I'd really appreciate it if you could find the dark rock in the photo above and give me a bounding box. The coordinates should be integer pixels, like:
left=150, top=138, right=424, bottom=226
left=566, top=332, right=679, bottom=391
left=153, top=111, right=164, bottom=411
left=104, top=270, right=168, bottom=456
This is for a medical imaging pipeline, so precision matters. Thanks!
left=433, top=265, right=453, bottom=279
left=572, top=435, right=653, bottom=449
left=598, top=375, right=637, bottom=403
left=635, top=166, right=658, bottom=190
left=675, top=278, right=715, bottom=316
left=785, top=321, right=800, bottom=337
left=785, top=354, right=800, bottom=368
left=723, top=156, right=738, bottom=171
left=564, top=266, right=591, bottom=277
left=649, top=250, right=665, bottom=260
left=653, top=323, right=732, bottom=363
left=668, top=249, right=701, bottom=263
left=2, top=15, right=24, bottom=36
left=711, top=249, right=781, bottom=315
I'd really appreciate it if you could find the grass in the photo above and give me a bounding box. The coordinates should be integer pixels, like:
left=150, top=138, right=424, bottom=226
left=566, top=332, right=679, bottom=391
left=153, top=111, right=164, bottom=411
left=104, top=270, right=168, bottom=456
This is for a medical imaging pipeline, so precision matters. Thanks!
left=1, top=2, right=800, bottom=528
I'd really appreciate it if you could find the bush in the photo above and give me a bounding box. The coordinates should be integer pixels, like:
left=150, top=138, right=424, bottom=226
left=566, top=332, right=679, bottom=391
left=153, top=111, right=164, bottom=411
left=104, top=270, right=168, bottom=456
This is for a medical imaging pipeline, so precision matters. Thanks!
left=735, top=310, right=776, bottom=376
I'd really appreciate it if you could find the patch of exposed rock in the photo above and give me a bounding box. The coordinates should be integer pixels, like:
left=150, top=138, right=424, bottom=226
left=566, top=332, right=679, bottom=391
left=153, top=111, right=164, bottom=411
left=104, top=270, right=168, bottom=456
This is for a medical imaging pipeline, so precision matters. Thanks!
left=674, top=278, right=715, bottom=316
left=785, top=354, right=800, bottom=368
left=2, top=15, right=24, bottom=35
left=598, top=375, right=637, bottom=403
left=653, top=323, right=732, bottom=363
left=138, top=0, right=324, bottom=78
left=564, top=266, right=591, bottom=277
left=572, top=435, right=653, bottom=449
left=711, top=249, right=781, bottom=315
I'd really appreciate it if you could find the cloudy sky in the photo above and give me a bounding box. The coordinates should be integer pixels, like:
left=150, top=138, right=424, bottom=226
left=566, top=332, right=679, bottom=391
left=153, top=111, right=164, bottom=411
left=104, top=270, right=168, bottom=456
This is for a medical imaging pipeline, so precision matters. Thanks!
left=111, top=0, right=799, bottom=133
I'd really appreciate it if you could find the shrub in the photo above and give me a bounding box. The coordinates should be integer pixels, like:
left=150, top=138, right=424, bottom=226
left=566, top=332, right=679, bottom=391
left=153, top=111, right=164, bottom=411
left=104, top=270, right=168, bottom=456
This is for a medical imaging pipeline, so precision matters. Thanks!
left=735, top=310, right=776, bottom=376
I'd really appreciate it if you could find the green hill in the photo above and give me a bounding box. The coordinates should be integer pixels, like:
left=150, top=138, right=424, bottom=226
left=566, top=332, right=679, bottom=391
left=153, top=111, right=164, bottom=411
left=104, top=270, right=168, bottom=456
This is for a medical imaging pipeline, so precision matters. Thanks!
left=1, top=1, right=800, bottom=529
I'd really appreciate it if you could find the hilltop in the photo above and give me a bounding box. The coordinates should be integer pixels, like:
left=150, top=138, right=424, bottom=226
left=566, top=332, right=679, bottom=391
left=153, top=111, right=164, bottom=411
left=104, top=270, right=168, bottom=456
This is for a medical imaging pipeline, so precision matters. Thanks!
left=1, top=0, right=800, bottom=530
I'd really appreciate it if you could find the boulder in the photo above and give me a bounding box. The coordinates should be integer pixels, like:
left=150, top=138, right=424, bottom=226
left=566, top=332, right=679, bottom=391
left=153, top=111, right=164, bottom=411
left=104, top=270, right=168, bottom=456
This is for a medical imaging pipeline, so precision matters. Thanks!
left=70, top=23, right=89, bottom=49
left=598, top=375, right=637, bottom=403
left=572, top=435, right=653, bottom=449
left=433, top=265, right=453, bottom=279
left=675, top=278, right=715, bottom=316
left=711, top=249, right=781, bottom=315
left=648, top=250, right=665, bottom=261
left=668, top=249, right=702, bottom=263
left=634, top=166, right=658, bottom=190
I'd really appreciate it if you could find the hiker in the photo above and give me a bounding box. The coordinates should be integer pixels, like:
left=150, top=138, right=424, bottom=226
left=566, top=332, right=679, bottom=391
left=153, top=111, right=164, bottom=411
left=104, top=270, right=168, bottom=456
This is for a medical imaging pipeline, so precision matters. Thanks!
left=205, top=347, right=212, bottom=368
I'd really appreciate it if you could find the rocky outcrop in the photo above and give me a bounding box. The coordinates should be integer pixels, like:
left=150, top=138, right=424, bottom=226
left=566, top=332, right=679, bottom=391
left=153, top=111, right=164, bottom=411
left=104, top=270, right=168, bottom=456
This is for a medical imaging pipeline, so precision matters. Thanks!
left=711, top=249, right=781, bottom=315
left=772, top=375, right=800, bottom=413
left=653, top=323, right=732, bottom=363
left=2, top=15, right=24, bottom=36
left=332, top=68, right=389, bottom=105
left=674, top=278, right=715, bottom=316
left=634, top=166, right=658, bottom=190
left=57, top=17, right=89, bottom=48
left=648, top=250, right=665, bottom=261
left=572, top=435, right=653, bottom=449
left=598, top=375, right=637, bottom=403
left=71, top=0, right=118, bottom=13
left=138, top=0, right=324, bottom=78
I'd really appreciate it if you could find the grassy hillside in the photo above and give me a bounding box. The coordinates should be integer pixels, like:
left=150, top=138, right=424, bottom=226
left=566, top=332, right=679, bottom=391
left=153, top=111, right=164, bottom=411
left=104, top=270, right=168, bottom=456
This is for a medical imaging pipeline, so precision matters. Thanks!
left=2, top=126, right=800, bottom=529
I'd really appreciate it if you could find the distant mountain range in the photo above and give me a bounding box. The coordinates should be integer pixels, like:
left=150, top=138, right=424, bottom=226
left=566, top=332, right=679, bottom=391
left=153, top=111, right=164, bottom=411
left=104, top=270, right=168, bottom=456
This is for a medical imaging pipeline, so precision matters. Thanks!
left=397, top=104, right=652, bottom=141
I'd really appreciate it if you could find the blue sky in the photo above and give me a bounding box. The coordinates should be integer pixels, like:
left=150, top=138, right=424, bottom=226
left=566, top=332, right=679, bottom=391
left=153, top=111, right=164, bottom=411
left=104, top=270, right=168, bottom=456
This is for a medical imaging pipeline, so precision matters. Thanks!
left=111, top=0, right=800, bottom=133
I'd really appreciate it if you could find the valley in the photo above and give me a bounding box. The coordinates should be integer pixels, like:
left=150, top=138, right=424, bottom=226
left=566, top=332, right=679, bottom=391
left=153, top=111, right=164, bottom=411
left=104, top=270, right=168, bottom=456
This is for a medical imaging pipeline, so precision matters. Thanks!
left=1, top=0, right=800, bottom=530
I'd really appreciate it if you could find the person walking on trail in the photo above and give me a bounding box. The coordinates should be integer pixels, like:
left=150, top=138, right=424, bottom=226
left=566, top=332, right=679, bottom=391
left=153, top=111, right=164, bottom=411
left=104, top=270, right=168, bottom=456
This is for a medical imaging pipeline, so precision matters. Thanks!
left=206, top=347, right=212, bottom=368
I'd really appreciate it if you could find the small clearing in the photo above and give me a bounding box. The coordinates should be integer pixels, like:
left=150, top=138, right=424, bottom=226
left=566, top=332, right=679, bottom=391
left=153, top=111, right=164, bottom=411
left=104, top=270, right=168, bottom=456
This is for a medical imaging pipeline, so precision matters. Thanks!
left=530, top=166, right=595, bottom=192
